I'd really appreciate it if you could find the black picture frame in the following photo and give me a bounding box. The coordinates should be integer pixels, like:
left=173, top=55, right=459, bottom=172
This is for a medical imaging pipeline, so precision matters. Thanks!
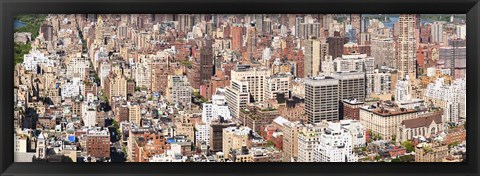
left=1, top=0, right=479, bottom=175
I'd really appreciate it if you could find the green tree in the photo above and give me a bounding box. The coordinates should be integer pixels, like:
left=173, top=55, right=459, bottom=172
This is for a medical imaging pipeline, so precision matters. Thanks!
left=15, top=14, right=48, bottom=39
left=401, top=141, right=415, bottom=153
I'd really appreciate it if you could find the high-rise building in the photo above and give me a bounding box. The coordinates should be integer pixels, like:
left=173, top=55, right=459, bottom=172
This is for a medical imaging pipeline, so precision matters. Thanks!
left=366, top=69, right=392, bottom=96
left=298, top=22, right=322, bottom=39
left=332, top=71, right=366, bottom=119
left=332, top=71, right=366, bottom=103
left=282, top=121, right=303, bottom=162
left=222, top=126, right=251, bottom=159
left=40, top=24, right=53, bottom=41
left=350, top=14, right=362, bottom=32
left=456, top=24, right=466, bottom=39
left=371, top=38, right=395, bottom=68
left=439, top=46, right=466, bottom=78
left=200, top=38, right=214, bottom=83
left=314, top=121, right=359, bottom=162
left=304, top=76, right=339, bottom=124
left=128, top=103, right=141, bottom=125
left=264, top=74, right=292, bottom=101
left=231, top=25, right=243, bottom=50
left=86, top=127, right=110, bottom=158
left=230, top=66, right=269, bottom=102
left=209, top=120, right=236, bottom=152
left=202, top=88, right=231, bottom=123
left=431, top=21, right=445, bottom=44
left=166, top=75, right=192, bottom=109
left=397, top=14, right=418, bottom=81
left=225, top=79, right=250, bottom=119
left=304, top=38, right=329, bottom=77
left=105, top=73, right=128, bottom=103
left=327, top=31, right=349, bottom=59
left=297, top=124, right=322, bottom=162
left=151, top=62, right=168, bottom=95
left=395, top=80, right=410, bottom=102
left=246, top=25, right=257, bottom=60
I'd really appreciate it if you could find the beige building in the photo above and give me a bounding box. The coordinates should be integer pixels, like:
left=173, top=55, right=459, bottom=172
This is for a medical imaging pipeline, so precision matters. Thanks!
left=264, top=73, right=292, bottom=101
left=230, top=66, right=270, bottom=102
left=106, top=73, right=127, bottom=103
left=222, top=126, right=251, bottom=159
left=297, top=124, right=323, bottom=162
left=397, top=110, right=444, bottom=143
left=359, top=101, right=427, bottom=141
left=396, top=14, right=417, bottom=81
left=128, top=104, right=141, bottom=126
left=304, top=38, right=328, bottom=77
left=282, top=121, right=303, bottom=162
left=415, top=142, right=448, bottom=162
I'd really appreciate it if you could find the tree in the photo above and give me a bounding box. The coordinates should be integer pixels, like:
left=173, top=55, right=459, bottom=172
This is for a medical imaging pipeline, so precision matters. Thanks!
left=401, top=141, right=415, bottom=153
left=266, top=141, right=275, bottom=148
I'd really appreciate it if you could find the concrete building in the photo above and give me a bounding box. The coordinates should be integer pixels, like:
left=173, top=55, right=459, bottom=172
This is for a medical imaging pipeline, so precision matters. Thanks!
left=105, top=73, right=127, bottom=103
left=128, top=103, right=141, bottom=126
left=366, top=69, right=392, bottom=97
left=424, top=77, right=466, bottom=123
left=371, top=38, right=395, bottom=68
left=166, top=75, right=192, bottom=109
left=456, top=24, right=466, bottom=39
left=264, top=73, right=292, bottom=101
left=395, top=80, right=410, bottom=102
left=82, top=101, right=97, bottom=127
left=332, top=71, right=366, bottom=103
left=225, top=79, right=250, bottom=119
left=304, top=76, right=339, bottom=124
left=431, top=21, right=445, bottom=44
left=209, top=120, right=236, bottom=152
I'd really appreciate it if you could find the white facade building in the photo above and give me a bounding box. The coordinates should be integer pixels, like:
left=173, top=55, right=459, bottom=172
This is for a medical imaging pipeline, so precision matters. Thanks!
left=202, top=88, right=231, bottom=123
left=82, top=101, right=97, bottom=127
left=61, top=77, right=83, bottom=99
left=297, top=124, right=322, bottom=162
left=395, top=80, right=410, bottom=101
left=314, top=121, right=359, bottom=162
left=424, top=77, right=466, bottom=123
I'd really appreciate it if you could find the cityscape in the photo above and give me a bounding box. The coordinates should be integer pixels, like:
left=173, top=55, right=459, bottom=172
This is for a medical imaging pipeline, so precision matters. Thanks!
left=13, top=14, right=466, bottom=162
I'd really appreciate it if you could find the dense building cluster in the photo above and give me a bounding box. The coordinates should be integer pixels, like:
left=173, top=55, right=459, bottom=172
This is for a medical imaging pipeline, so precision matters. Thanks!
left=13, top=14, right=466, bottom=162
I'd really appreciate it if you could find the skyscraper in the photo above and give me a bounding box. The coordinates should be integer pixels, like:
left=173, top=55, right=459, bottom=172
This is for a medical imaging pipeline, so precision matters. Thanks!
left=397, top=14, right=417, bottom=81
left=431, top=21, right=445, bottom=44
left=304, top=38, right=329, bottom=77
left=200, top=38, right=214, bottom=83
left=327, top=31, right=349, bottom=59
